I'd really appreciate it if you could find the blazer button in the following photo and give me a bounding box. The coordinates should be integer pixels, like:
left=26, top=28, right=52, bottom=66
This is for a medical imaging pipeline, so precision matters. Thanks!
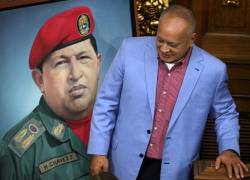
left=147, top=130, right=151, bottom=134
left=164, top=162, right=170, bottom=165
left=139, top=153, right=144, bottom=158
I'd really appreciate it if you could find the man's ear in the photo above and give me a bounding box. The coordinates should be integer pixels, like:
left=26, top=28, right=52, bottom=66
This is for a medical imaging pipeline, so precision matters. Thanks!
left=32, top=69, right=45, bottom=94
left=191, top=32, right=197, bottom=44
left=97, top=54, right=102, bottom=66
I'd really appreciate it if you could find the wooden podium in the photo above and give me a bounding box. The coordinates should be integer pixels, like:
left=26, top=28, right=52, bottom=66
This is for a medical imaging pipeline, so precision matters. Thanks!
left=194, top=160, right=250, bottom=180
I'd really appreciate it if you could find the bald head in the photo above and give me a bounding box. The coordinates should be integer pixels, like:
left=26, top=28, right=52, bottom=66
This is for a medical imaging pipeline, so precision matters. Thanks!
left=156, top=5, right=196, bottom=63
left=160, top=5, right=196, bottom=35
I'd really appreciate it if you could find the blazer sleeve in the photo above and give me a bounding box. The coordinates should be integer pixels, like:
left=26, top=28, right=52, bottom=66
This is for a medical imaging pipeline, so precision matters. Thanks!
left=87, top=39, right=127, bottom=155
left=210, top=64, right=240, bottom=154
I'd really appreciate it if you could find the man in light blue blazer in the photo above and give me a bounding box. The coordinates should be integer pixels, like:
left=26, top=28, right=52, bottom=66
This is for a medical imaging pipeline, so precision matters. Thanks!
left=88, top=5, right=248, bottom=180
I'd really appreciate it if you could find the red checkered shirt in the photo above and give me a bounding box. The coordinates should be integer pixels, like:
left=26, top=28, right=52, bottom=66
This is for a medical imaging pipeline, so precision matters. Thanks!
left=146, top=48, right=192, bottom=159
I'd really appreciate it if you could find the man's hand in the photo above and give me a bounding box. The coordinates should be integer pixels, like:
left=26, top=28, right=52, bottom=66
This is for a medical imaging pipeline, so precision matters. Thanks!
left=91, top=155, right=109, bottom=176
left=215, top=150, right=249, bottom=179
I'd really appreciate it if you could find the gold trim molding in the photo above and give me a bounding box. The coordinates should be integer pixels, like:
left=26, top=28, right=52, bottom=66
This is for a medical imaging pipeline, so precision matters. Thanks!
left=133, top=0, right=173, bottom=36
left=221, top=0, right=241, bottom=7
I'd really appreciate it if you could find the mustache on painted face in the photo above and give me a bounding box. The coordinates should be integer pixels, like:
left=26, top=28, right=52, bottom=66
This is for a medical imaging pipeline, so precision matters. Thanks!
left=68, top=84, right=88, bottom=97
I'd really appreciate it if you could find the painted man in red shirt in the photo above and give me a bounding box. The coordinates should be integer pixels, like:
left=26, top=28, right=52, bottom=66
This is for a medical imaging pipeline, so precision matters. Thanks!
left=0, top=6, right=101, bottom=180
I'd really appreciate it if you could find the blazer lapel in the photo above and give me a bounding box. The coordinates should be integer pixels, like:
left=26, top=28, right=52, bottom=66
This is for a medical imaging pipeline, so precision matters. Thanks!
left=144, top=40, right=158, bottom=120
left=168, top=46, right=204, bottom=132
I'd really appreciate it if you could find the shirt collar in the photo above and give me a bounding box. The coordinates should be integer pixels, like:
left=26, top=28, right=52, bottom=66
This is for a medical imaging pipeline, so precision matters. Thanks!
left=160, top=47, right=193, bottom=70
left=66, top=113, right=92, bottom=126
left=159, top=47, right=192, bottom=63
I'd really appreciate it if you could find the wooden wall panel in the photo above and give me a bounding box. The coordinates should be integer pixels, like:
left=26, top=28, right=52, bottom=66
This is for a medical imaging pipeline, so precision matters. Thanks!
left=189, top=0, right=250, bottom=162
left=201, top=34, right=250, bottom=63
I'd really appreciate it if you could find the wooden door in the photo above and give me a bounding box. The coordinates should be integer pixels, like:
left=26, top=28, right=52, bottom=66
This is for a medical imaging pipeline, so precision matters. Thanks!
left=174, top=0, right=250, bottom=162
